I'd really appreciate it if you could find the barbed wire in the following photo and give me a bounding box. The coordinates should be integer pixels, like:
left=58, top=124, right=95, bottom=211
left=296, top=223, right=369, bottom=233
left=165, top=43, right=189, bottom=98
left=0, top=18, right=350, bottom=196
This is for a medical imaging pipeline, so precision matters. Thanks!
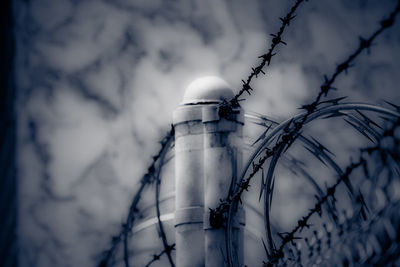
left=250, top=102, right=400, bottom=255
left=210, top=0, right=400, bottom=233
left=218, top=0, right=307, bottom=118
left=265, top=117, right=400, bottom=266
left=211, top=0, right=309, bottom=229
left=98, top=126, right=174, bottom=267
left=144, top=244, right=176, bottom=267
left=142, top=1, right=309, bottom=266
left=232, top=0, right=305, bottom=105
left=98, top=0, right=400, bottom=265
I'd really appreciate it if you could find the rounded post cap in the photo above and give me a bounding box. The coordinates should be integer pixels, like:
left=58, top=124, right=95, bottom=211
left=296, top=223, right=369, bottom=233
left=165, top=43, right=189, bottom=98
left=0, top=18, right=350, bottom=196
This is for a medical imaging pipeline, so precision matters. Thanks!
left=182, top=76, right=234, bottom=105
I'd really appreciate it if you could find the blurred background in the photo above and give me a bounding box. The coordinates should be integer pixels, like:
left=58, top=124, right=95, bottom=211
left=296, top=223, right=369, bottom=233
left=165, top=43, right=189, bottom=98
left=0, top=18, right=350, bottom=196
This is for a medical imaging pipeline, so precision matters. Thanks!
left=1, top=0, right=400, bottom=266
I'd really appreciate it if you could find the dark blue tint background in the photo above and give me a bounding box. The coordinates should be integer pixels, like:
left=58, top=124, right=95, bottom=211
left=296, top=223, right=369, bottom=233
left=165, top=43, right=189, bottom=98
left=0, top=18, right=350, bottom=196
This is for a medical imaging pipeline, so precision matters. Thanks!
left=6, top=0, right=400, bottom=266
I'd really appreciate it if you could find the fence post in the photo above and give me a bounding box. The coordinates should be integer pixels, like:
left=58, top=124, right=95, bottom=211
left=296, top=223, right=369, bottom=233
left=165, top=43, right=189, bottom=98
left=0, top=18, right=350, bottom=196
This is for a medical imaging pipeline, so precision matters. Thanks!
left=173, top=76, right=244, bottom=267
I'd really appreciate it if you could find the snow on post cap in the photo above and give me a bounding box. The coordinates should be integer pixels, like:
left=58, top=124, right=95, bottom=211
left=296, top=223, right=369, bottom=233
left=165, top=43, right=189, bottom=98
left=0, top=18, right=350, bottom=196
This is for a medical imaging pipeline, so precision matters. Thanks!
left=182, top=76, right=234, bottom=105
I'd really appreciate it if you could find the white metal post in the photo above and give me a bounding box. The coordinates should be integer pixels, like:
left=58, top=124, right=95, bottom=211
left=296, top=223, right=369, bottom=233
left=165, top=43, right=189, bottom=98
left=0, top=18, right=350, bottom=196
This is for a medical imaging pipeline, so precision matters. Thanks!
left=173, top=77, right=244, bottom=267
